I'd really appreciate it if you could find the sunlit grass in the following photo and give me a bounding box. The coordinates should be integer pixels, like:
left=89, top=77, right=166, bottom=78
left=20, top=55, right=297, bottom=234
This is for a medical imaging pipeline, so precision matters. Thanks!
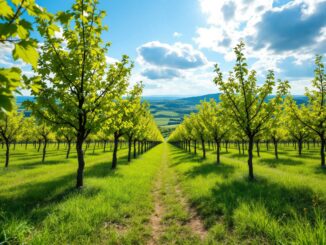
left=168, top=143, right=326, bottom=244
left=0, top=143, right=162, bottom=244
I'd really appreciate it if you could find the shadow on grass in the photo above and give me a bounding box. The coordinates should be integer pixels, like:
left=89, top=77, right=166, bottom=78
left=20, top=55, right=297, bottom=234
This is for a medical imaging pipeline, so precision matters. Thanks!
left=314, top=166, right=326, bottom=175
left=259, top=158, right=303, bottom=167
left=185, top=162, right=235, bottom=179
left=192, top=177, right=325, bottom=228
left=0, top=153, right=130, bottom=227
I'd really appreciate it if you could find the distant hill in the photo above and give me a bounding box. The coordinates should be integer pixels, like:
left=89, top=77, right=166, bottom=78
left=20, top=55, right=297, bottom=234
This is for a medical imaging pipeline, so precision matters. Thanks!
left=15, top=94, right=308, bottom=138
left=177, top=93, right=221, bottom=104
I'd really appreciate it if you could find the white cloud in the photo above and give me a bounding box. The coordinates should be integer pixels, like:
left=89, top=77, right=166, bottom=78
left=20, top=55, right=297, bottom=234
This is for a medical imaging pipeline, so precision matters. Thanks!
left=173, top=32, right=183, bottom=38
left=105, top=56, right=119, bottom=64
left=137, top=41, right=208, bottom=70
left=195, top=0, right=326, bottom=77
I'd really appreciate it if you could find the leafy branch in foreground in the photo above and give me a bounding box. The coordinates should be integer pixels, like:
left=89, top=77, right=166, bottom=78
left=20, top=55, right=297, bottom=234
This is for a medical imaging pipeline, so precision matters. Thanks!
left=0, top=0, right=55, bottom=112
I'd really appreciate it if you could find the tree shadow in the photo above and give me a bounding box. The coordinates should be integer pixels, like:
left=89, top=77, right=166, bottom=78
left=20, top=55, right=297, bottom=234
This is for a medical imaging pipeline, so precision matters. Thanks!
left=314, top=166, right=326, bottom=175
left=191, top=177, right=325, bottom=228
left=228, top=153, right=248, bottom=160
left=168, top=148, right=204, bottom=167
left=85, top=160, right=124, bottom=179
left=0, top=151, right=132, bottom=228
left=259, top=158, right=303, bottom=167
left=185, top=162, right=235, bottom=179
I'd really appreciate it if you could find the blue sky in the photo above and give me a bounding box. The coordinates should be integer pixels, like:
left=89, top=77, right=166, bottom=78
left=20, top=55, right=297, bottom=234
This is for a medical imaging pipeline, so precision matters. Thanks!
left=2, top=0, right=326, bottom=96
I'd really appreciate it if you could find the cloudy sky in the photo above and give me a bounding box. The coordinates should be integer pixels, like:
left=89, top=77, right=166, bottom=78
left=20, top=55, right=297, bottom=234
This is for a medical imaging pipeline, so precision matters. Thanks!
left=2, top=0, right=326, bottom=96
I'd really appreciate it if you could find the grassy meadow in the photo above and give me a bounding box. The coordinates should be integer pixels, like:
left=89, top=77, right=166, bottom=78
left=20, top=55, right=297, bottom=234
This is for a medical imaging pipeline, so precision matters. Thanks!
left=0, top=141, right=326, bottom=244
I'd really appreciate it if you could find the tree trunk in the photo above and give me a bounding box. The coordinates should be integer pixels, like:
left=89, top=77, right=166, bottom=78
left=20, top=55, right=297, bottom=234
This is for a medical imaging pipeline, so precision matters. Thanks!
left=5, top=140, right=10, bottom=168
left=133, top=140, right=137, bottom=158
left=103, top=140, right=107, bottom=152
left=66, top=141, right=71, bottom=159
left=256, top=140, right=260, bottom=157
left=76, top=136, right=85, bottom=189
left=273, top=139, right=278, bottom=160
left=38, top=140, right=41, bottom=152
left=320, top=135, right=325, bottom=168
left=42, top=139, right=47, bottom=163
left=248, top=136, right=254, bottom=181
left=216, top=140, right=220, bottom=164
left=238, top=141, right=241, bottom=155
left=194, top=140, right=197, bottom=154
left=128, top=137, right=132, bottom=162
left=92, top=141, right=96, bottom=154
left=201, top=138, right=206, bottom=159
left=57, top=141, right=60, bottom=150
left=298, top=140, right=303, bottom=156
left=112, top=133, right=119, bottom=170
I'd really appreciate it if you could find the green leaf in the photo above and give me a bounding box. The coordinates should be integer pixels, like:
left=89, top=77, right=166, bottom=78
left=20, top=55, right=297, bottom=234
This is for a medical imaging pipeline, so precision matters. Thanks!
left=0, top=0, right=14, bottom=18
left=0, top=92, right=13, bottom=112
left=47, top=23, right=60, bottom=37
left=13, top=40, right=39, bottom=68
left=0, top=67, right=22, bottom=87
left=56, top=11, right=72, bottom=25
left=0, top=23, right=17, bottom=39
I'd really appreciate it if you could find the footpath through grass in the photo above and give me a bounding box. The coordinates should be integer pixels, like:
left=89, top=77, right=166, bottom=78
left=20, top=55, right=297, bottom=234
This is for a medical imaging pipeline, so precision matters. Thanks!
left=1, top=142, right=326, bottom=244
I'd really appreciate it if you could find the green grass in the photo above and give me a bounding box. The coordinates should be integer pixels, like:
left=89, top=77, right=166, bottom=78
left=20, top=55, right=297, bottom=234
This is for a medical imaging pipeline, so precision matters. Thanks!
left=1, top=142, right=326, bottom=244
left=168, top=143, right=326, bottom=244
left=154, top=111, right=180, bottom=118
left=0, top=143, right=163, bottom=244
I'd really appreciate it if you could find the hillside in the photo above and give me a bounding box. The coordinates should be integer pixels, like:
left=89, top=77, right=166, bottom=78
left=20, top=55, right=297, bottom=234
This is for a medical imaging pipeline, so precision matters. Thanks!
left=16, top=94, right=308, bottom=138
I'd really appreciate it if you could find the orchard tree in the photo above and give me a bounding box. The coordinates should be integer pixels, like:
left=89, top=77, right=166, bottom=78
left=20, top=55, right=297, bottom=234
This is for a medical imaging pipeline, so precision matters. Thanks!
left=104, top=83, right=143, bottom=169
left=289, top=55, right=325, bottom=168
left=57, top=126, right=75, bottom=159
left=36, top=121, right=53, bottom=163
left=0, top=106, right=23, bottom=167
left=21, top=116, right=37, bottom=149
left=284, top=99, right=310, bottom=156
left=214, top=42, right=289, bottom=180
left=26, top=0, right=132, bottom=188
left=201, top=99, right=230, bottom=164
left=0, top=0, right=54, bottom=112
left=183, top=115, right=197, bottom=154
left=192, top=112, right=209, bottom=159
left=125, top=99, right=147, bottom=162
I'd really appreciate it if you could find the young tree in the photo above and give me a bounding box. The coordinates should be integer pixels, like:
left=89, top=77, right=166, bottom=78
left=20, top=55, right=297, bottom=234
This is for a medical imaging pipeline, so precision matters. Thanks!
left=0, top=107, right=23, bottom=167
left=26, top=0, right=132, bottom=188
left=192, top=112, right=209, bottom=159
left=104, top=84, right=143, bottom=169
left=289, top=55, right=326, bottom=167
left=214, top=42, right=289, bottom=180
left=57, top=126, right=75, bottom=159
left=183, top=115, right=197, bottom=154
left=36, top=121, right=53, bottom=163
left=125, top=100, right=147, bottom=162
left=200, top=99, right=230, bottom=164
left=284, top=100, right=310, bottom=156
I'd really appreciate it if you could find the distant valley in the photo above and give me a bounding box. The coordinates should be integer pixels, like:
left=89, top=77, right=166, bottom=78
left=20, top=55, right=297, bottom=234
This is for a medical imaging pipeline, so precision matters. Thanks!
left=16, top=94, right=308, bottom=138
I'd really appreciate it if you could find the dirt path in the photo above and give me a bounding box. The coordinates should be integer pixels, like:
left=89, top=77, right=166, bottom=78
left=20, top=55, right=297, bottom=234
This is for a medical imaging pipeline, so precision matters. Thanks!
left=148, top=144, right=207, bottom=244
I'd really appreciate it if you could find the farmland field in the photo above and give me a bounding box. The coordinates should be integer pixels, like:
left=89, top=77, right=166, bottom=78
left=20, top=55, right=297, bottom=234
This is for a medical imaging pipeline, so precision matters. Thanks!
left=1, top=142, right=325, bottom=244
